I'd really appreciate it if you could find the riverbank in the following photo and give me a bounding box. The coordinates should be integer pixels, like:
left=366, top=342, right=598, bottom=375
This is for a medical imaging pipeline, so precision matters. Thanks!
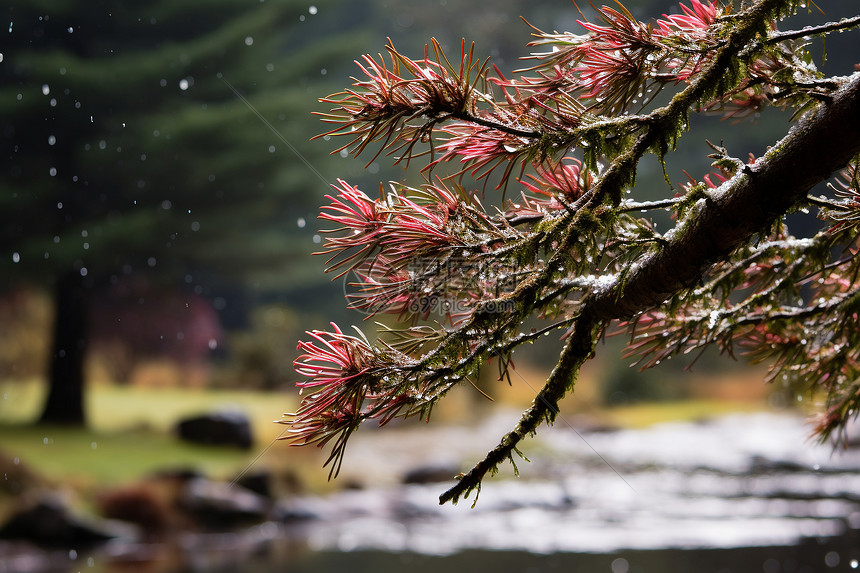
left=3, top=409, right=860, bottom=573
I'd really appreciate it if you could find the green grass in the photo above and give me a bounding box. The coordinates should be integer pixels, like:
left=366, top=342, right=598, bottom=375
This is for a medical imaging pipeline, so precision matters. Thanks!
left=0, top=380, right=295, bottom=434
left=0, top=380, right=300, bottom=486
left=0, top=425, right=251, bottom=485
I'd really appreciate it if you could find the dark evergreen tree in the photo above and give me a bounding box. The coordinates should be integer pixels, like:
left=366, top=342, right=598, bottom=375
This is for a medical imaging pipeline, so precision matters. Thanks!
left=0, top=0, right=362, bottom=424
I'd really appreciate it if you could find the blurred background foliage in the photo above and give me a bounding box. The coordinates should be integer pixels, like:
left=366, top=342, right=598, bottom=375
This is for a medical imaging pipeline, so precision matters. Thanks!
left=0, top=0, right=856, bottom=426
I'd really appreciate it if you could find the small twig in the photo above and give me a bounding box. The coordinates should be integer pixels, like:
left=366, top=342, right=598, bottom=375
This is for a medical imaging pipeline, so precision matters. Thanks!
left=613, top=236, right=670, bottom=248
left=807, top=194, right=851, bottom=212
left=440, top=312, right=605, bottom=505
left=766, top=16, right=860, bottom=44
left=452, top=110, right=541, bottom=139
left=797, top=255, right=857, bottom=285
left=505, top=318, right=577, bottom=347
left=791, top=78, right=844, bottom=91
left=555, top=194, right=579, bottom=217
left=734, top=289, right=859, bottom=327
left=504, top=212, right=546, bottom=225
left=706, top=139, right=751, bottom=174
left=618, top=198, right=681, bottom=213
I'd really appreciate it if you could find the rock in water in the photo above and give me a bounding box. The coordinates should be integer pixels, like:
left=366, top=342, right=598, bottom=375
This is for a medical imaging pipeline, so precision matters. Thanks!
left=0, top=495, right=118, bottom=547
left=176, top=409, right=253, bottom=449
left=178, top=478, right=270, bottom=528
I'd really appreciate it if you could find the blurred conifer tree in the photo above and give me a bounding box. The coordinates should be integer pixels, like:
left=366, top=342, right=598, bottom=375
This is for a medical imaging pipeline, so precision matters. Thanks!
left=0, top=0, right=361, bottom=424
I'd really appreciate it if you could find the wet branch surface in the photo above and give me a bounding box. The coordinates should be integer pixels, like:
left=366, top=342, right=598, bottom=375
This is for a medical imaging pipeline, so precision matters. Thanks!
left=440, top=72, right=860, bottom=505
left=591, top=72, right=860, bottom=320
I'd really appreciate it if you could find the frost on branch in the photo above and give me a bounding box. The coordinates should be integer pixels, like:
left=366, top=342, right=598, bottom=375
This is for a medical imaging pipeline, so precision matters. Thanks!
left=286, top=0, right=860, bottom=504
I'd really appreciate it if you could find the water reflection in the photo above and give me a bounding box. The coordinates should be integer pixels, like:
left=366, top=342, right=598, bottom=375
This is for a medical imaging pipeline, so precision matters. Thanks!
left=3, top=411, right=860, bottom=572
left=6, top=531, right=858, bottom=573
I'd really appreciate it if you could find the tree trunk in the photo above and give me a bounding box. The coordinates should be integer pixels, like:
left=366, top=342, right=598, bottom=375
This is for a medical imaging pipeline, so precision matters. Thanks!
left=39, top=270, right=89, bottom=426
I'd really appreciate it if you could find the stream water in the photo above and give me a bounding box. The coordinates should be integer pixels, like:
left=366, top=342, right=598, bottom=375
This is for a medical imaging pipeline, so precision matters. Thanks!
left=4, top=410, right=860, bottom=572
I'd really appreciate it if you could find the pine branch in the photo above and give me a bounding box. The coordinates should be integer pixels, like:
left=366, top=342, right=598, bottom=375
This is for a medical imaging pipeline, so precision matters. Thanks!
left=591, top=71, right=860, bottom=321
left=438, top=0, right=821, bottom=505
left=618, top=198, right=682, bottom=212
left=766, top=15, right=860, bottom=44
left=439, top=311, right=604, bottom=505
left=807, top=194, right=852, bottom=212
left=298, top=0, right=860, bottom=505
left=733, top=290, right=860, bottom=327
left=450, top=110, right=541, bottom=139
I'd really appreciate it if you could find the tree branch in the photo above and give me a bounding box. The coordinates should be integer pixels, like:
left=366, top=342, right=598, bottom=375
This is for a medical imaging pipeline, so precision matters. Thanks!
left=437, top=0, right=808, bottom=505
left=733, top=288, right=860, bottom=327
left=592, top=72, right=860, bottom=321
left=451, top=110, right=541, bottom=139
left=619, top=198, right=682, bottom=213
left=766, top=15, right=860, bottom=44
left=439, top=311, right=604, bottom=505
left=440, top=67, right=860, bottom=504
left=807, top=194, right=852, bottom=212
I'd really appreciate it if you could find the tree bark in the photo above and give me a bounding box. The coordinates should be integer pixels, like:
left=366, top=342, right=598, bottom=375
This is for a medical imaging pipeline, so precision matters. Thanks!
left=592, top=72, right=860, bottom=321
left=39, top=270, right=89, bottom=426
